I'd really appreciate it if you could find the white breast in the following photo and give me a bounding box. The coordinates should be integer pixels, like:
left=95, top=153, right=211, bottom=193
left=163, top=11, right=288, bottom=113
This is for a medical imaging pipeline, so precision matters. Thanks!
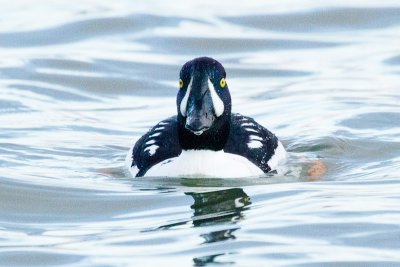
left=143, top=150, right=264, bottom=178
left=126, top=142, right=287, bottom=178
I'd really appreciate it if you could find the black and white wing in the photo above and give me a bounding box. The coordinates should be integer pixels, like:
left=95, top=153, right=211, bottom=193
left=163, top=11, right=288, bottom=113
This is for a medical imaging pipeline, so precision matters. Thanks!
left=129, top=116, right=182, bottom=177
left=224, top=113, right=285, bottom=173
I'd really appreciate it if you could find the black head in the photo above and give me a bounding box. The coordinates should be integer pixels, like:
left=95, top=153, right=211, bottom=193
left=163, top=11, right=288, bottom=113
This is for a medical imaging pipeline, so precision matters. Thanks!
left=176, top=57, right=232, bottom=150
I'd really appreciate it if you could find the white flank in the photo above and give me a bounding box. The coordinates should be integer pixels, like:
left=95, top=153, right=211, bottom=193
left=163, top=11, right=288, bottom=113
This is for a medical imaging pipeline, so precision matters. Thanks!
left=144, top=150, right=264, bottom=178
left=125, top=146, right=139, bottom=177
left=208, top=79, right=224, bottom=117
left=267, top=141, right=287, bottom=171
left=130, top=165, right=139, bottom=177
left=179, top=77, right=193, bottom=116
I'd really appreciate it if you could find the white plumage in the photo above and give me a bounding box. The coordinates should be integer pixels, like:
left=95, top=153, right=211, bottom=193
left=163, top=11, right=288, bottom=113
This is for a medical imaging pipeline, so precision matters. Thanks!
left=179, top=77, right=192, bottom=116
left=143, top=150, right=264, bottom=178
left=208, top=79, right=224, bottom=117
left=267, top=141, right=287, bottom=171
left=127, top=142, right=287, bottom=178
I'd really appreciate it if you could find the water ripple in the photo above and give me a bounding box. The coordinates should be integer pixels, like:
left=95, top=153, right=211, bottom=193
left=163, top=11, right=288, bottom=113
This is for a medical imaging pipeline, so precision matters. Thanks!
left=222, top=7, right=400, bottom=32
left=1, top=1, right=400, bottom=266
left=0, top=14, right=186, bottom=47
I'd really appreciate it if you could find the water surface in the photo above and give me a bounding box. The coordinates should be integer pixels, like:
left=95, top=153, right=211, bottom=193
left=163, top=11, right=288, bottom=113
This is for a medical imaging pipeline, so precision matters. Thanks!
left=1, top=0, right=400, bottom=266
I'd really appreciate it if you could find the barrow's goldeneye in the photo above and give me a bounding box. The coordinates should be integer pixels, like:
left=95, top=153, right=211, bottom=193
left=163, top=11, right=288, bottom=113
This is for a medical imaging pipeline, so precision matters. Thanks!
left=127, top=57, right=287, bottom=177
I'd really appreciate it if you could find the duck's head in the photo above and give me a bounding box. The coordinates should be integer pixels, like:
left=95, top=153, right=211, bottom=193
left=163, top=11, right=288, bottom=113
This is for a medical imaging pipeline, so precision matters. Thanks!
left=177, top=57, right=231, bottom=137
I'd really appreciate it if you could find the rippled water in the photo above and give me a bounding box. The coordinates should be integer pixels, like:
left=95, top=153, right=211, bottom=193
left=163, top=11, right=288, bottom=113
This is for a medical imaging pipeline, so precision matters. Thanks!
left=1, top=0, right=400, bottom=266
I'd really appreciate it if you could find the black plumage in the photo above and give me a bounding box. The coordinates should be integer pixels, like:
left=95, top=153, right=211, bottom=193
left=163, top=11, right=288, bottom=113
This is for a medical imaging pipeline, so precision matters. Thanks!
left=129, top=57, right=281, bottom=177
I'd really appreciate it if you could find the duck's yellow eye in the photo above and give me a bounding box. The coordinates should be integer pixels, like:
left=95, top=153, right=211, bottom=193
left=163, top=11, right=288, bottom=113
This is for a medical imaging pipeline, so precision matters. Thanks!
left=220, top=78, right=226, bottom=88
left=179, top=79, right=183, bottom=89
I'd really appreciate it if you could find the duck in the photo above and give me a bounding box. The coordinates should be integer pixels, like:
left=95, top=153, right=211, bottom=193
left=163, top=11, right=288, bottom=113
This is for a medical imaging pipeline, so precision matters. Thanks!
left=127, top=57, right=287, bottom=178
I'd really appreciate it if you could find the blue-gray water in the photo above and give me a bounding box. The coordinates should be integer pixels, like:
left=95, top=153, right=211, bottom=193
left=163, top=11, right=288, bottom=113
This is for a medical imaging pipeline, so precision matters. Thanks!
left=1, top=1, right=400, bottom=266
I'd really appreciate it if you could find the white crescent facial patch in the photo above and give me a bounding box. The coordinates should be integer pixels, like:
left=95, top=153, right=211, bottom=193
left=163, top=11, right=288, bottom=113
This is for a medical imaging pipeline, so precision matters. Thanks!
left=208, top=79, right=224, bottom=117
left=180, top=77, right=192, bottom=116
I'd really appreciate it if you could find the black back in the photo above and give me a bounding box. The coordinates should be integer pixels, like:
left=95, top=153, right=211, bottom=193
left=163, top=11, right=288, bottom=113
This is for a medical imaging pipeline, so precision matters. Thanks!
left=130, top=116, right=181, bottom=177
left=130, top=113, right=278, bottom=176
left=130, top=57, right=279, bottom=177
left=224, top=113, right=278, bottom=173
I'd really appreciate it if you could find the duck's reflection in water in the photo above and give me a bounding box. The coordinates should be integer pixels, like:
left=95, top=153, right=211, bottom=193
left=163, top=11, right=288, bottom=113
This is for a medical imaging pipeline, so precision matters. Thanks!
left=186, top=188, right=250, bottom=266
left=145, top=188, right=250, bottom=265
left=187, top=188, right=250, bottom=227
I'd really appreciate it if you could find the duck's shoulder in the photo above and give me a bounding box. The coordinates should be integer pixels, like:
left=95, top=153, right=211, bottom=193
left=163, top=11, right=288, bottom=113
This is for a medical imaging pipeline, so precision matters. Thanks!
left=130, top=116, right=181, bottom=177
left=224, top=113, right=279, bottom=173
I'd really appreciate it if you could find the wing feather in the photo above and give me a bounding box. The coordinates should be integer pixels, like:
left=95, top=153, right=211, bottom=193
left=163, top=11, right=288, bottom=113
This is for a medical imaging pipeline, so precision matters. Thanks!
left=224, top=113, right=279, bottom=173
left=130, top=116, right=181, bottom=177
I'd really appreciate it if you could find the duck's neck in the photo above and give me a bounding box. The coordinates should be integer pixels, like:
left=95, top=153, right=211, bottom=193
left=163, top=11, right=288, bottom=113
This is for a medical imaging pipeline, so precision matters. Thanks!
left=177, top=115, right=230, bottom=151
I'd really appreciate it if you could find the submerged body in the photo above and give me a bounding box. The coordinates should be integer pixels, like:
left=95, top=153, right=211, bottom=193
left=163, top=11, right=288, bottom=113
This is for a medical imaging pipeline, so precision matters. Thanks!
left=127, top=57, right=287, bottom=178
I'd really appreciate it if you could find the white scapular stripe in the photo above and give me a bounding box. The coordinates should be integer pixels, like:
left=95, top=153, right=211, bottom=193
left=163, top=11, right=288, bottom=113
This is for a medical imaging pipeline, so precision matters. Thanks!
left=144, top=144, right=159, bottom=156
left=244, top=128, right=259, bottom=133
left=149, top=132, right=161, bottom=138
left=179, top=77, right=192, bottom=116
left=145, top=139, right=156, bottom=145
left=208, top=79, right=224, bottom=117
left=248, top=140, right=263, bottom=149
left=249, top=135, right=263, bottom=141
